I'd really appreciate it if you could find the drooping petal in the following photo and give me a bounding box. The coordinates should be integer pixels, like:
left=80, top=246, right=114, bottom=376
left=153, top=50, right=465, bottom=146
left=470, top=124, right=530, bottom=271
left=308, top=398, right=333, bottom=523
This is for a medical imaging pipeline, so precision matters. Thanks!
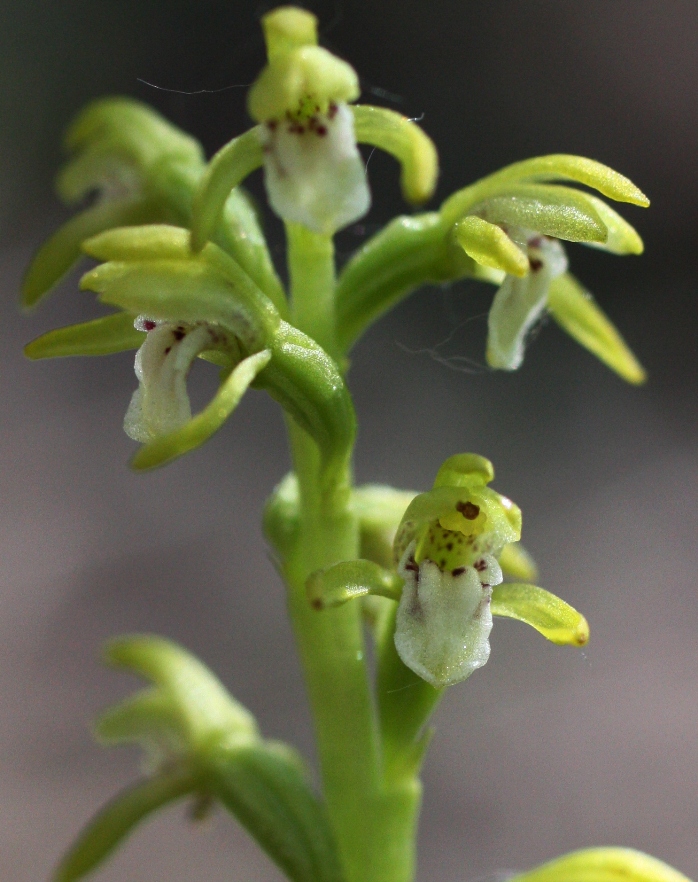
left=24, top=312, right=144, bottom=359
left=491, top=582, right=589, bottom=646
left=486, top=233, right=568, bottom=370
left=547, top=273, right=646, bottom=384
left=21, top=197, right=157, bottom=308
left=53, top=769, right=196, bottom=882
left=130, top=348, right=272, bottom=470
left=351, top=104, right=438, bottom=204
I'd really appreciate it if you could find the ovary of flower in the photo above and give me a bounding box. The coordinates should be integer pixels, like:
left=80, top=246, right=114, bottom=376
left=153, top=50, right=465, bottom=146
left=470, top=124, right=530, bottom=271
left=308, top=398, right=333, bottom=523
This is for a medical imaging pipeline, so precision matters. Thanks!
left=395, top=541, right=503, bottom=688
left=124, top=319, right=218, bottom=443
left=260, top=102, right=370, bottom=235
left=487, top=230, right=568, bottom=371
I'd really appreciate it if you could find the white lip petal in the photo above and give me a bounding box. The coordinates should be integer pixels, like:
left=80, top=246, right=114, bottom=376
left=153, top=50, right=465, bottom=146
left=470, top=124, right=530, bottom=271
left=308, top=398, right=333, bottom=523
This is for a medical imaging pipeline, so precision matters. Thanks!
left=124, top=323, right=214, bottom=443
left=394, top=543, right=493, bottom=688
left=262, top=103, right=370, bottom=234
left=487, top=232, right=568, bottom=370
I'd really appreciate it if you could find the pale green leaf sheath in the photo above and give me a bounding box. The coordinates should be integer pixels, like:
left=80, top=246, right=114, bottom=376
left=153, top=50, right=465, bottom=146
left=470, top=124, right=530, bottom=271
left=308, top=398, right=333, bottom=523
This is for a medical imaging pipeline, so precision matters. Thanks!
left=56, top=636, right=345, bottom=882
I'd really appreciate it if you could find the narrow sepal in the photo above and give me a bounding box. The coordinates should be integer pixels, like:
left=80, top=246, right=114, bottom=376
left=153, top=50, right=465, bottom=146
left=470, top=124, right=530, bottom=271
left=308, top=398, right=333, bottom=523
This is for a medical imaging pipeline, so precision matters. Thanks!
left=466, top=154, right=649, bottom=207
left=498, top=541, right=539, bottom=582
left=206, top=741, right=345, bottom=882
left=21, top=198, right=157, bottom=309
left=81, top=227, right=281, bottom=350
left=307, top=559, right=403, bottom=610
left=53, top=767, right=196, bottom=882
left=104, top=635, right=258, bottom=747
left=473, top=184, right=608, bottom=244
left=491, top=582, right=589, bottom=646
left=454, top=216, right=529, bottom=277
left=510, top=848, right=691, bottom=882
left=547, top=274, right=646, bottom=384
left=130, top=349, right=272, bottom=470
left=581, top=194, right=644, bottom=254
left=190, top=128, right=264, bottom=251
left=24, top=312, right=143, bottom=359
left=64, top=97, right=203, bottom=172
left=351, top=104, right=439, bottom=204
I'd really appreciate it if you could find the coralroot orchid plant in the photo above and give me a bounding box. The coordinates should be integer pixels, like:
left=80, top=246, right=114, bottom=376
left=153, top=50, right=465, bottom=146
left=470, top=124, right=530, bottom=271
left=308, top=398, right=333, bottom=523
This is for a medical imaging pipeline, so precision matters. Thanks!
left=21, top=8, right=692, bottom=882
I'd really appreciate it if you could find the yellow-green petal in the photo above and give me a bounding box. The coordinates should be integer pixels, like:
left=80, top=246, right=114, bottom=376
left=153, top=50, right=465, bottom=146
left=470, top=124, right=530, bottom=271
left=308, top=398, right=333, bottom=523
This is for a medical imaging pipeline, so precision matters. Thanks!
left=352, top=104, right=438, bottom=204
left=306, top=559, right=403, bottom=610
left=581, top=193, right=644, bottom=255
left=476, top=154, right=649, bottom=207
left=131, top=349, right=271, bottom=470
left=24, top=312, right=143, bottom=359
left=473, top=184, right=608, bottom=244
left=491, top=582, right=589, bottom=646
left=21, top=197, right=158, bottom=309
left=453, top=216, right=529, bottom=277
left=190, top=128, right=265, bottom=252
left=510, top=848, right=691, bottom=882
left=547, top=274, right=646, bottom=384
left=499, top=541, right=539, bottom=582
left=83, top=223, right=192, bottom=262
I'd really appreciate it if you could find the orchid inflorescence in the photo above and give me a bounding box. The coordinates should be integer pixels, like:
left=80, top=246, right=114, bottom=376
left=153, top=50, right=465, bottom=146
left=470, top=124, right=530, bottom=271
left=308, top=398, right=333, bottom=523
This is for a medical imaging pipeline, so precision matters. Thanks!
left=22, top=8, right=684, bottom=882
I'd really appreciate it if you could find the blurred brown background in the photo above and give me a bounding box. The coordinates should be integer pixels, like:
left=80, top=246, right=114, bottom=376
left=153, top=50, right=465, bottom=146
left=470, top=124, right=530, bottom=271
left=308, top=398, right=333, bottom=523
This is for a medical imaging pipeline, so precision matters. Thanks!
left=1, top=2, right=697, bottom=881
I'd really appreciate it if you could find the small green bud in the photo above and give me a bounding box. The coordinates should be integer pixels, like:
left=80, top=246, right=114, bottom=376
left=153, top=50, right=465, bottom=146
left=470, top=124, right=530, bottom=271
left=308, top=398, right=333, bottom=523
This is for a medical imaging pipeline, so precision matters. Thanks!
left=510, top=847, right=690, bottom=882
left=22, top=98, right=205, bottom=308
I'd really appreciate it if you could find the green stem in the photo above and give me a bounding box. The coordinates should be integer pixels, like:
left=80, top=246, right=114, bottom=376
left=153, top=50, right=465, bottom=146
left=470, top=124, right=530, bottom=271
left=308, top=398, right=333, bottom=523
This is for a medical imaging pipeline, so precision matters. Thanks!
left=282, top=228, right=422, bottom=882
left=286, top=222, right=338, bottom=359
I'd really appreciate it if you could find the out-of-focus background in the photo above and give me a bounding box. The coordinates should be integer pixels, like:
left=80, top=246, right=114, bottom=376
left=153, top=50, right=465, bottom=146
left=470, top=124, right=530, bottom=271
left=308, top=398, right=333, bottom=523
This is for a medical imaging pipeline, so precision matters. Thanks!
left=1, top=2, right=697, bottom=881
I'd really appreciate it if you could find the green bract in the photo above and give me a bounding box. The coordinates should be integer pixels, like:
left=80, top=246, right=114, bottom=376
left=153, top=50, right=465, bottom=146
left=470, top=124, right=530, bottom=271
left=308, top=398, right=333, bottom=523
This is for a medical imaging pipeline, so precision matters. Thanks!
left=54, top=636, right=344, bottom=882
